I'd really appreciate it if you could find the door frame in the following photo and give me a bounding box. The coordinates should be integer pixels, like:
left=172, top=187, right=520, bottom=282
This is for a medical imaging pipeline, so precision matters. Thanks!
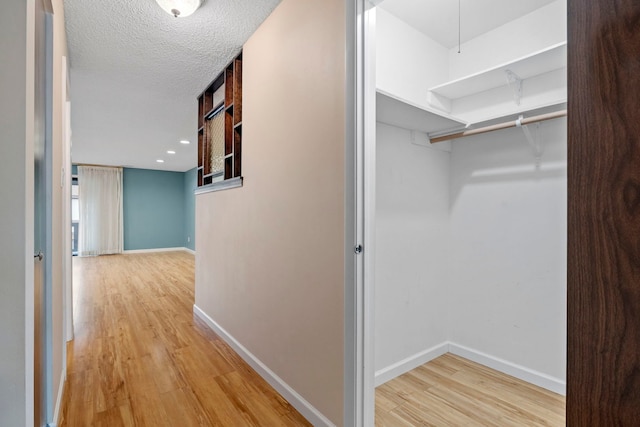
left=350, top=0, right=640, bottom=425
left=345, top=0, right=376, bottom=425
left=62, top=58, right=73, bottom=344
left=43, top=6, right=55, bottom=423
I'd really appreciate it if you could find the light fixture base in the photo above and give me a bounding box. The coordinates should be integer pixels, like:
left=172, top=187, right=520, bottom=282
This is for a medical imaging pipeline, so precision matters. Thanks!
left=154, top=0, right=203, bottom=18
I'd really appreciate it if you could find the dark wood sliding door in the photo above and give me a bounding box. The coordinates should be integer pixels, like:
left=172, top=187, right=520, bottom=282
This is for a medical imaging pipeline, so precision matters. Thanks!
left=567, top=0, right=640, bottom=424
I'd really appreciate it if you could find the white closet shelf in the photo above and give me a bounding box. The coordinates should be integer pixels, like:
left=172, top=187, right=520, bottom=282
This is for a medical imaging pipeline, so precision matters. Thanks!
left=376, top=90, right=466, bottom=134
left=429, top=42, right=567, bottom=100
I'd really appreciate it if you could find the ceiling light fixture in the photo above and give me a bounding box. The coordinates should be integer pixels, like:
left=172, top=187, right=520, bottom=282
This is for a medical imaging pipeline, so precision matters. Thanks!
left=180, top=140, right=190, bottom=144
left=167, top=150, right=176, bottom=154
left=156, top=159, right=165, bottom=163
left=154, top=0, right=203, bottom=18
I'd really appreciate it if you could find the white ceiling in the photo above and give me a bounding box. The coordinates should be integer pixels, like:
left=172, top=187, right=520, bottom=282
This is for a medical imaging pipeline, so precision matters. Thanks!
left=378, top=0, right=557, bottom=49
left=65, top=0, right=281, bottom=172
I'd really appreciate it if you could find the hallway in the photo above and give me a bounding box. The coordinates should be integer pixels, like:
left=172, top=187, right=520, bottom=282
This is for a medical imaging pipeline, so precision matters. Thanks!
left=59, top=251, right=310, bottom=426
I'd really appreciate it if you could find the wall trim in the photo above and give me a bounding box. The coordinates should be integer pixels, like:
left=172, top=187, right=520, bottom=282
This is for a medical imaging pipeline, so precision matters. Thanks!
left=193, top=305, right=335, bottom=427
left=375, top=341, right=566, bottom=395
left=448, top=342, right=566, bottom=396
left=374, top=342, right=449, bottom=387
left=50, top=366, right=66, bottom=427
left=122, top=247, right=193, bottom=254
left=182, top=247, right=195, bottom=255
left=194, top=176, right=243, bottom=195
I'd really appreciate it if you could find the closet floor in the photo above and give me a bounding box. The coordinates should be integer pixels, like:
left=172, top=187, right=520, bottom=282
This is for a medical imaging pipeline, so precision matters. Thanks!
left=375, top=353, right=565, bottom=426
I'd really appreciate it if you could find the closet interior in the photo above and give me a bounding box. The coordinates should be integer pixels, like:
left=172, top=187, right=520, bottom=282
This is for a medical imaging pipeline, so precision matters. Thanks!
left=373, top=0, right=567, bottom=423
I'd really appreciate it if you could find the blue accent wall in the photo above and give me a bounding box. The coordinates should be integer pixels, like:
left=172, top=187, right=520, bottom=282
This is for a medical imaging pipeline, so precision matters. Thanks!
left=73, top=165, right=196, bottom=252
left=183, top=167, right=196, bottom=250
left=123, top=168, right=185, bottom=251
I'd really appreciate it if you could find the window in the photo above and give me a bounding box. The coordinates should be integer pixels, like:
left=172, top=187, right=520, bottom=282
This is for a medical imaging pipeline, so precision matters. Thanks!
left=71, top=176, right=79, bottom=255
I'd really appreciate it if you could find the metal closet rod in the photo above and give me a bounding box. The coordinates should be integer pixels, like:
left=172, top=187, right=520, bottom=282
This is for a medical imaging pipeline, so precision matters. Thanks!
left=429, top=109, right=567, bottom=144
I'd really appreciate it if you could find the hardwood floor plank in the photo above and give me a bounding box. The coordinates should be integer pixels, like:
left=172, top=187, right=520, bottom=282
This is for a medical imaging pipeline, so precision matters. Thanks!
left=190, top=375, right=257, bottom=426
left=128, top=393, right=172, bottom=427
left=424, top=384, right=528, bottom=427
left=375, top=406, right=416, bottom=427
left=376, top=353, right=565, bottom=426
left=392, top=390, right=481, bottom=426
left=60, top=252, right=311, bottom=426
left=160, top=388, right=212, bottom=427
left=376, top=383, right=410, bottom=413
left=450, top=363, right=566, bottom=418
left=380, top=369, right=436, bottom=398
left=116, top=401, right=136, bottom=427
left=94, top=405, right=129, bottom=427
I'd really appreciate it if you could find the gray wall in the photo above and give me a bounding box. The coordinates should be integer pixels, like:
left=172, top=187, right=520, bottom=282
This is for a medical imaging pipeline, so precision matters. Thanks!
left=183, top=167, right=196, bottom=250
left=375, top=123, right=451, bottom=372
left=0, top=0, right=32, bottom=425
left=123, top=168, right=186, bottom=251
left=76, top=165, right=196, bottom=252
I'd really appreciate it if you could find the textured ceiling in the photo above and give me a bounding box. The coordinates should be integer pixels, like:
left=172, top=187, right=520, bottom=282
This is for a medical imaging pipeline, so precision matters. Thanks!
left=65, top=0, right=281, bottom=172
left=379, top=0, right=557, bottom=48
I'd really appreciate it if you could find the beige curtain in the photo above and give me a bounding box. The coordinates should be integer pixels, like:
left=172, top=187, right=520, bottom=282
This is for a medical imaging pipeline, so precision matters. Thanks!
left=78, top=166, right=123, bottom=256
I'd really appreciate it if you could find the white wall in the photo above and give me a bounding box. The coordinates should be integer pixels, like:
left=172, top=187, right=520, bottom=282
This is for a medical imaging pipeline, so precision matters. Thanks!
left=0, top=0, right=34, bottom=425
left=51, top=0, right=70, bottom=421
left=448, top=119, right=567, bottom=381
left=69, top=68, right=196, bottom=171
left=376, top=0, right=567, bottom=123
left=448, top=0, right=567, bottom=79
left=195, top=0, right=346, bottom=424
left=375, top=123, right=450, bottom=372
left=0, top=2, right=69, bottom=424
left=376, top=8, right=449, bottom=108
left=375, top=119, right=567, bottom=387
left=372, top=0, right=567, bottom=397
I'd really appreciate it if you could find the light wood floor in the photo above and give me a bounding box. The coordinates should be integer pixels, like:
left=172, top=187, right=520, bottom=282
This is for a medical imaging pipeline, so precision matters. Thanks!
left=376, top=353, right=566, bottom=426
left=59, top=251, right=311, bottom=427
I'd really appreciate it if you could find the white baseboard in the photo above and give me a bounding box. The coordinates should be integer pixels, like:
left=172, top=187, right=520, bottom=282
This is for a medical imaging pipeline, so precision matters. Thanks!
left=123, top=247, right=193, bottom=254
left=374, top=342, right=449, bottom=387
left=448, top=342, right=566, bottom=396
left=375, top=341, right=566, bottom=396
left=192, top=305, right=335, bottom=427
left=50, top=366, right=66, bottom=427
left=183, top=247, right=196, bottom=255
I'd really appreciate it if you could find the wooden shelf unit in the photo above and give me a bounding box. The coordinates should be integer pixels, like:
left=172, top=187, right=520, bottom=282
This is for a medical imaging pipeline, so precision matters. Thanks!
left=197, top=51, right=243, bottom=188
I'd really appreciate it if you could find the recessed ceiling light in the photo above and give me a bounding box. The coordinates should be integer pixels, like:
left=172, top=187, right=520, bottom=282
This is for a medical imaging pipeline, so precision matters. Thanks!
left=156, top=159, right=165, bottom=163
left=167, top=150, right=176, bottom=154
left=180, top=140, right=190, bottom=144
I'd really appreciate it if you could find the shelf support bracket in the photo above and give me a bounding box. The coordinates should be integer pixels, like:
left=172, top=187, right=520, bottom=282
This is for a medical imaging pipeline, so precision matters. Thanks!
left=505, top=69, right=522, bottom=106
left=516, top=114, right=543, bottom=166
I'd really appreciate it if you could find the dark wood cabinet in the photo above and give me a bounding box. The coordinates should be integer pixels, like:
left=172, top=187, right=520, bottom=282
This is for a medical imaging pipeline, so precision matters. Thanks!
left=197, top=52, right=243, bottom=188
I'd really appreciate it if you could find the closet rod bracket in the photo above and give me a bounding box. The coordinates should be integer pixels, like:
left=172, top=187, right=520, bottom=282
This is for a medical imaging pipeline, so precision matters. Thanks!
left=505, top=69, right=522, bottom=106
left=516, top=114, right=543, bottom=165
